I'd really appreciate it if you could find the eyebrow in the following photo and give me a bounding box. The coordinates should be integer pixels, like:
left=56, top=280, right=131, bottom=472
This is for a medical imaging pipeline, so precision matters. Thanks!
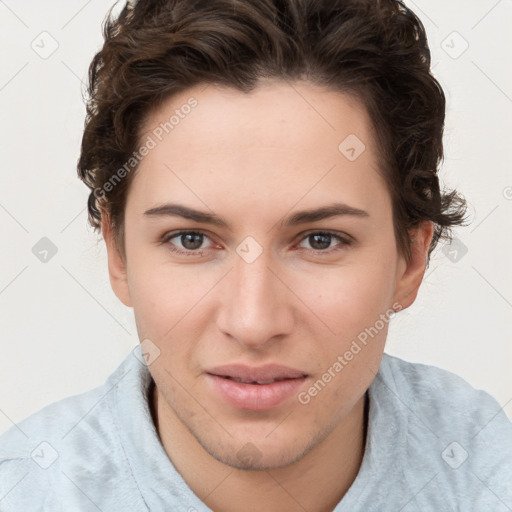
left=143, top=202, right=369, bottom=229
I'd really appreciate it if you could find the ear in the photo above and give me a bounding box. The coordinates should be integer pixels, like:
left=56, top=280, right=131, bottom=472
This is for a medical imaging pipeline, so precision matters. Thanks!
left=392, top=221, right=434, bottom=310
left=101, top=215, right=133, bottom=308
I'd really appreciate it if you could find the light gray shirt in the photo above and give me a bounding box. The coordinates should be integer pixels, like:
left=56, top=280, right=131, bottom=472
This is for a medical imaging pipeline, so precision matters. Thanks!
left=1, top=346, right=511, bottom=511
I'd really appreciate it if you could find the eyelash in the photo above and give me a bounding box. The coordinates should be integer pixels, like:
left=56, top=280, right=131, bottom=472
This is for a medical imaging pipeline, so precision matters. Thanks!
left=160, top=230, right=352, bottom=257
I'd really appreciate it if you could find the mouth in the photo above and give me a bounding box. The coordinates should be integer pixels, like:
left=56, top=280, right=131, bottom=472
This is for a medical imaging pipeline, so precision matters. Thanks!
left=216, top=376, right=294, bottom=385
left=205, top=364, right=308, bottom=411
left=207, top=363, right=307, bottom=382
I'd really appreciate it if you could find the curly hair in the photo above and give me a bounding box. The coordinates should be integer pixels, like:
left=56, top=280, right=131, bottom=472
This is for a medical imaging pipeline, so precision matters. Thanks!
left=78, top=0, right=466, bottom=261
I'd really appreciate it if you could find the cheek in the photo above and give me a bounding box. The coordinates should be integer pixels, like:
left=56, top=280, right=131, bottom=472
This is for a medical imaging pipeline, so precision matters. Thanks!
left=293, top=266, right=394, bottom=412
left=127, top=258, right=219, bottom=378
left=127, top=247, right=211, bottom=334
left=293, top=260, right=397, bottom=342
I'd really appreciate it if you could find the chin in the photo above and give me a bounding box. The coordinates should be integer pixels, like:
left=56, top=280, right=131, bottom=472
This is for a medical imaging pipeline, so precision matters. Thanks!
left=191, top=423, right=323, bottom=472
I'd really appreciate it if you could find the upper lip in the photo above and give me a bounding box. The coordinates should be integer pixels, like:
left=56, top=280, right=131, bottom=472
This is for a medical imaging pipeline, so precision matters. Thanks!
left=207, top=364, right=307, bottom=381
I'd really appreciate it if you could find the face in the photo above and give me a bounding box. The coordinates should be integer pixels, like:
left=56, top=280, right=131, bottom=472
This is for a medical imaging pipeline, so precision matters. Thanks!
left=105, top=80, right=430, bottom=470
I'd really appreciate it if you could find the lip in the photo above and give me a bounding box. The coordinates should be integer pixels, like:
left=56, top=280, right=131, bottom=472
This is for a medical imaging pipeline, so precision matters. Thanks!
left=207, top=364, right=307, bottom=381
left=206, top=364, right=308, bottom=411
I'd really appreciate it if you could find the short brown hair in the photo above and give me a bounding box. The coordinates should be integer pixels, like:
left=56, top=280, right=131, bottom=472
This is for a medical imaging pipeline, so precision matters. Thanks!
left=78, top=0, right=466, bottom=261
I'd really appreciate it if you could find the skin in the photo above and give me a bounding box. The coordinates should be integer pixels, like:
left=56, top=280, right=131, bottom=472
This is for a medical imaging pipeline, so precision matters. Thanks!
left=102, top=80, right=433, bottom=512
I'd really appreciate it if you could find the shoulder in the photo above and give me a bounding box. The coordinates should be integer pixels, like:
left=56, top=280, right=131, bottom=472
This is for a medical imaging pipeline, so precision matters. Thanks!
left=375, top=353, right=512, bottom=509
left=0, top=356, right=133, bottom=456
left=0, top=352, right=143, bottom=510
left=0, top=386, right=97, bottom=508
left=378, top=353, right=511, bottom=432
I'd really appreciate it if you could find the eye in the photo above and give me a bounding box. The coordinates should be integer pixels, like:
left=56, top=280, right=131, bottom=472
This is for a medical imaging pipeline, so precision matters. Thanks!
left=297, top=231, right=351, bottom=252
left=160, top=229, right=351, bottom=257
left=162, top=230, right=214, bottom=255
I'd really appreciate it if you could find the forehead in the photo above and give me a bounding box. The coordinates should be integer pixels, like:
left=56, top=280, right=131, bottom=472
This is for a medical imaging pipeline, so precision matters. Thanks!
left=141, top=80, right=374, bottom=159
left=128, top=80, right=390, bottom=221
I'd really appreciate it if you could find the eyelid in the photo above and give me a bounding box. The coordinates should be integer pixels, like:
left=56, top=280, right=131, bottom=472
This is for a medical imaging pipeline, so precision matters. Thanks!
left=161, top=229, right=212, bottom=242
left=294, top=229, right=353, bottom=253
left=161, top=228, right=353, bottom=257
left=297, top=229, right=353, bottom=243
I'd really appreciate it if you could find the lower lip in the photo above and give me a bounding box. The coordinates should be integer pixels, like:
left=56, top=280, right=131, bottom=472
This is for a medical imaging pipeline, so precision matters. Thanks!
left=207, top=374, right=307, bottom=411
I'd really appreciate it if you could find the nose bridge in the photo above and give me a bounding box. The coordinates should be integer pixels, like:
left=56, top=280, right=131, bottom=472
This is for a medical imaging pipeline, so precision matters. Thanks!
left=217, top=249, right=293, bottom=347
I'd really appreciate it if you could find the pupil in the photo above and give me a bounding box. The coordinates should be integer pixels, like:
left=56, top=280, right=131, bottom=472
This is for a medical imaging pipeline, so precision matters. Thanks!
left=182, top=233, right=203, bottom=250
left=310, top=233, right=331, bottom=250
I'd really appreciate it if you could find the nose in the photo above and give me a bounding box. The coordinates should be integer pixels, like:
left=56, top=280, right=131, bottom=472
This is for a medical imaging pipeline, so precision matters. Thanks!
left=216, top=250, right=295, bottom=350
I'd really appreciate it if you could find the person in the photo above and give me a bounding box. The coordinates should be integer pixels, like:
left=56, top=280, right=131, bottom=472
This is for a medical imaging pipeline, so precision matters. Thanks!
left=1, top=0, right=511, bottom=510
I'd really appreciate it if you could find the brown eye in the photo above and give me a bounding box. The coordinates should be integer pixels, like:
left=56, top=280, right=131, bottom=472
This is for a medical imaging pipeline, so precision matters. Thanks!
left=179, top=232, right=204, bottom=250
left=162, top=230, right=213, bottom=254
left=308, top=233, right=332, bottom=250
left=297, top=231, right=351, bottom=252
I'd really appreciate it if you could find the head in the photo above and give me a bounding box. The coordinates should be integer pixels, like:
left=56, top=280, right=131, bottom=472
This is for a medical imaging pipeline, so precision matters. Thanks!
left=78, top=0, right=466, bottom=470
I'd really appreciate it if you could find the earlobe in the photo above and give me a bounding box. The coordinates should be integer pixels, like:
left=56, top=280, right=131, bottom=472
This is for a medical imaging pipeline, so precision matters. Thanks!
left=392, top=221, right=434, bottom=310
left=101, top=215, right=133, bottom=308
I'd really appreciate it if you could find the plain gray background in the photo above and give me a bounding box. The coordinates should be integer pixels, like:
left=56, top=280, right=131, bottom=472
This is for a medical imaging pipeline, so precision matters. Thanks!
left=1, top=0, right=511, bottom=435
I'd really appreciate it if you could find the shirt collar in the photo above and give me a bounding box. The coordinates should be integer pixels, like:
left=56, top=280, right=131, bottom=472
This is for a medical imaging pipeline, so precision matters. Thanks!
left=108, top=347, right=406, bottom=510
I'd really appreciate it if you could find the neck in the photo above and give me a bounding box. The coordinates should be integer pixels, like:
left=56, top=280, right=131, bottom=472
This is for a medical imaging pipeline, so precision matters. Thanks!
left=151, top=384, right=368, bottom=512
